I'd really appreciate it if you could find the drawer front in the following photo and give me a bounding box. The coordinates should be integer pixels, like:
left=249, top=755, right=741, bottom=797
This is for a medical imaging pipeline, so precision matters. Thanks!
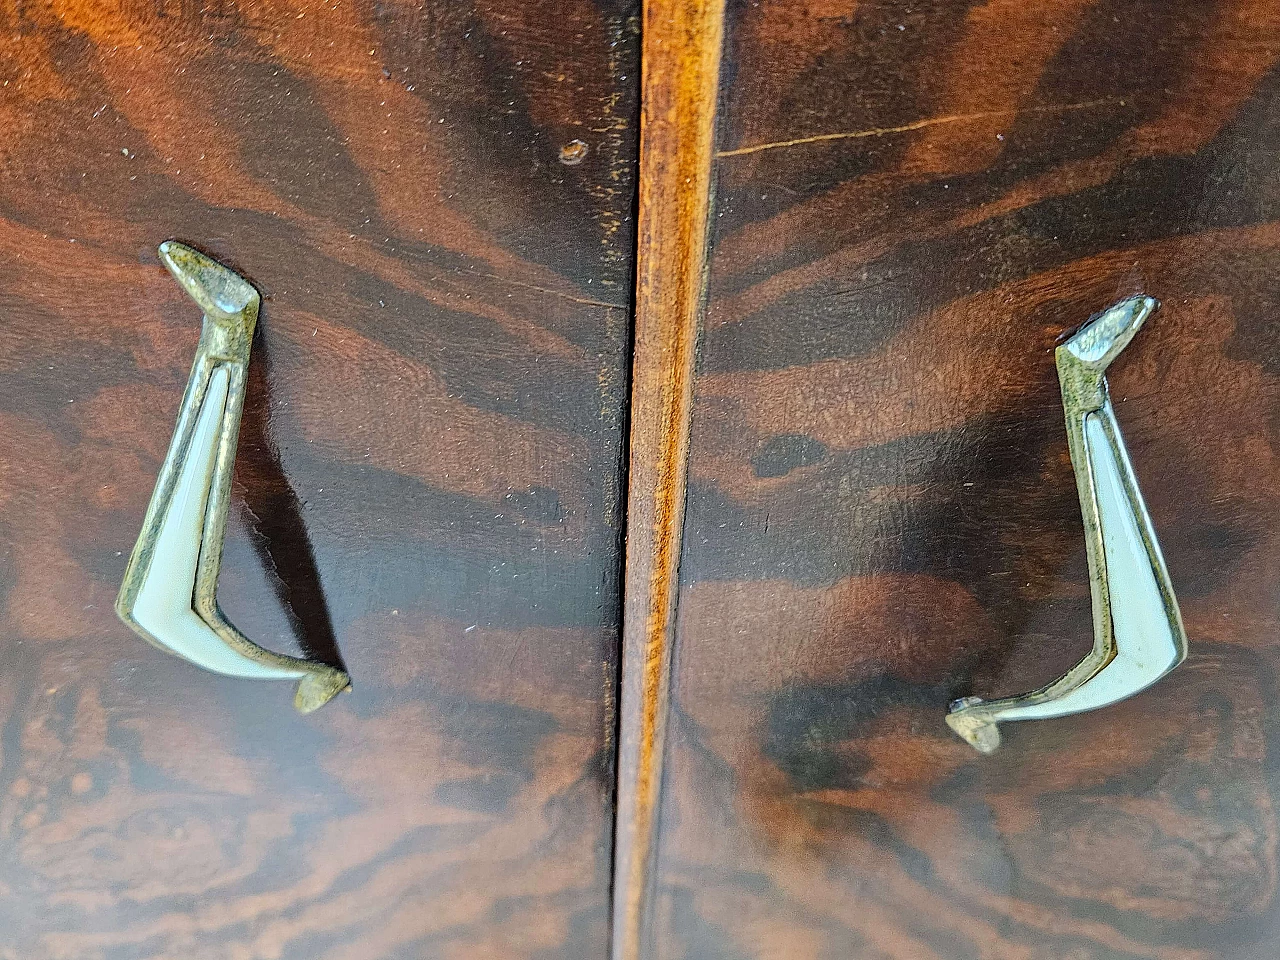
left=0, top=3, right=638, bottom=958
left=638, top=1, right=1280, bottom=958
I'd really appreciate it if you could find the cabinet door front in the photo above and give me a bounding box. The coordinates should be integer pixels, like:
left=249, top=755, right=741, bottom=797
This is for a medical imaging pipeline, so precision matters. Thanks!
left=0, top=3, right=638, bottom=958
left=631, top=1, right=1280, bottom=958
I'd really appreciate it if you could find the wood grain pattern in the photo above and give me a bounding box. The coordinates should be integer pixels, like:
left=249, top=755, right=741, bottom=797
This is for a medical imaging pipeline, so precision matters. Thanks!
left=611, top=0, right=723, bottom=957
left=0, top=2, right=638, bottom=957
left=646, top=1, right=1280, bottom=957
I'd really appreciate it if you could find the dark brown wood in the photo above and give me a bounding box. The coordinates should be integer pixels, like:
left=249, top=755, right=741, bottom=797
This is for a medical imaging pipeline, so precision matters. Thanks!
left=0, top=2, right=638, bottom=958
left=612, top=1, right=723, bottom=958
left=645, top=1, right=1280, bottom=958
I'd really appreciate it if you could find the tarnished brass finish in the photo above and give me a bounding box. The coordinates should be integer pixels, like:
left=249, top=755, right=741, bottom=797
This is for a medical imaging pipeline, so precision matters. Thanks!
left=947, top=296, right=1187, bottom=752
left=116, top=242, right=350, bottom=713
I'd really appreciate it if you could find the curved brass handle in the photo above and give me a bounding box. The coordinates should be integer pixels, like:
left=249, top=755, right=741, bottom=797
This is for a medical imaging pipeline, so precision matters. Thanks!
left=116, top=243, right=350, bottom=713
left=947, top=296, right=1187, bottom=752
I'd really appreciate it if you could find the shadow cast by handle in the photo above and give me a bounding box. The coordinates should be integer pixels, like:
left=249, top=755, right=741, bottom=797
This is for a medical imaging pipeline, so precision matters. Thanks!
left=236, top=325, right=349, bottom=677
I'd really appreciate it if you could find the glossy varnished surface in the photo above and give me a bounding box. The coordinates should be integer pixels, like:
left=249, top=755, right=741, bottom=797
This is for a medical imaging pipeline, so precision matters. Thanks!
left=0, top=2, right=637, bottom=957
left=647, top=1, right=1280, bottom=957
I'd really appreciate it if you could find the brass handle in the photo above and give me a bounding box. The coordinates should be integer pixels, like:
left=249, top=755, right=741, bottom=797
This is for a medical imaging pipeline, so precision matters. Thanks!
left=116, top=242, right=350, bottom=713
left=947, top=296, right=1187, bottom=752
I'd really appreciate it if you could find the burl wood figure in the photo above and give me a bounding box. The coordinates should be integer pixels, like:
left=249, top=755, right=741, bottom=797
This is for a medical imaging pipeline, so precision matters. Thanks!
left=0, top=2, right=638, bottom=958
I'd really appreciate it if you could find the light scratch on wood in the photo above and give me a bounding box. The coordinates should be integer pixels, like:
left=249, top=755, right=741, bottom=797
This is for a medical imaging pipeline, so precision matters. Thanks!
left=715, top=98, right=1125, bottom=158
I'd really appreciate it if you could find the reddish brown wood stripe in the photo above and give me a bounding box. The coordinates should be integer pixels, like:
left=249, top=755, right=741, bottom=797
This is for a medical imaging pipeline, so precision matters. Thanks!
left=611, top=1, right=725, bottom=957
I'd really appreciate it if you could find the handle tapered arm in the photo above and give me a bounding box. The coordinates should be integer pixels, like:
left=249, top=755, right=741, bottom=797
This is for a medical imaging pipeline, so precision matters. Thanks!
left=947, top=296, right=1187, bottom=752
left=116, top=242, right=349, bottom=713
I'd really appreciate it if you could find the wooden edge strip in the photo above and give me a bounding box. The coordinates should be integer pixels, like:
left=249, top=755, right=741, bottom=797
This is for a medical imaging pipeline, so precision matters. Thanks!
left=611, top=1, right=726, bottom=958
